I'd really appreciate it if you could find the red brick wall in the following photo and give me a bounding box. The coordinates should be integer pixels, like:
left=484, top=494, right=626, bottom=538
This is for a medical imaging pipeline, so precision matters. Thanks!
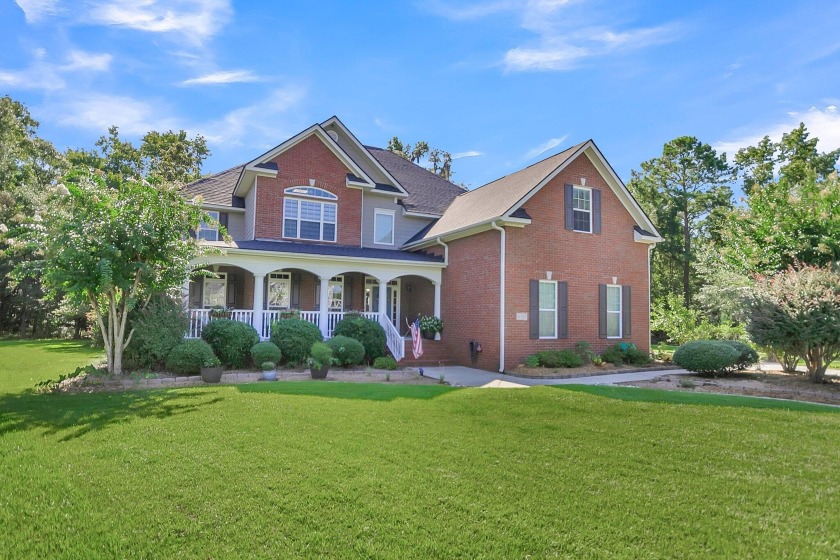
left=437, top=154, right=650, bottom=371
left=400, top=275, right=434, bottom=333
left=254, top=135, right=362, bottom=246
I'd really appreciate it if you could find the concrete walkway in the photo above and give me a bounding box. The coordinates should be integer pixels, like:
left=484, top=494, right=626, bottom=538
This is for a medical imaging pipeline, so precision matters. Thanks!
left=419, top=366, right=689, bottom=387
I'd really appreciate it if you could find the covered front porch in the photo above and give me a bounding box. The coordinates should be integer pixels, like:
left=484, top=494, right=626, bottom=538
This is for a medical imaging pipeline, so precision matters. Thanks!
left=184, top=250, right=443, bottom=362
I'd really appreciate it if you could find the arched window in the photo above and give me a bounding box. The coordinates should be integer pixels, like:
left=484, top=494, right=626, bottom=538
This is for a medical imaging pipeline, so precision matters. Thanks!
left=283, top=187, right=337, bottom=242
left=283, top=186, right=337, bottom=200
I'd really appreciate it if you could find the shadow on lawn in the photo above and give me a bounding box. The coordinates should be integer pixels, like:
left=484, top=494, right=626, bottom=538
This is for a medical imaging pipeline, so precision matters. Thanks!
left=0, top=389, right=223, bottom=441
left=237, top=381, right=458, bottom=402
left=0, top=338, right=102, bottom=355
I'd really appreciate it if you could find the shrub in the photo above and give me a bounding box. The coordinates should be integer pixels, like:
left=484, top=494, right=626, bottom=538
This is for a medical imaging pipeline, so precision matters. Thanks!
left=270, top=318, right=323, bottom=365
left=332, top=313, right=386, bottom=362
left=524, top=353, right=540, bottom=368
left=201, top=319, right=259, bottom=368
left=537, top=349, right=583, bottom=368
left=600, top=344, right=651, bottom=366
left=251, top=341, right=282, bottom=366
left=418, top=315, right=444, bottom=334
left=260, top=361, right=276, bottom=371
left=624, top=347, right=652, bottom=366
left=165, top=339, right=219, bottom=375
left=309, top=341, right=333, bottom=369
left=600, top=347, right=625, bottom=366
left=673, top=340, right=740, bottom=376
left=720, top=340, right=759, bottom=370
left=373, top=356, right=398, bottom=370
left=326, top=335, right=365, bottom=366
left=574, top=341, right=596, bottom=363
left=123, top=294, right=189, bottom=370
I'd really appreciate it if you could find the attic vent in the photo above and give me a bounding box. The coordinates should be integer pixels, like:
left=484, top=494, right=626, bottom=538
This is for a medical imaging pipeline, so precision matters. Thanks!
left=326, top=130, right=339, bottom=142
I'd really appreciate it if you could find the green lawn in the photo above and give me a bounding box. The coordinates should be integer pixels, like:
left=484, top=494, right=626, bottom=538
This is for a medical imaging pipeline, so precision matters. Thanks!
left=2, top=341, right=840, bottom=558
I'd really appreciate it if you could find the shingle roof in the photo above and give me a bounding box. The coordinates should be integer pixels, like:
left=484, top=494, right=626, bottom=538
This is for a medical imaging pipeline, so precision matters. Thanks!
left=182, top=165, right=244, bottom=207
left=211, top=239, right=444, bottom=263
left=419, top=142, right=587, bottom=241
left=365, top=146, right=466, bottom=215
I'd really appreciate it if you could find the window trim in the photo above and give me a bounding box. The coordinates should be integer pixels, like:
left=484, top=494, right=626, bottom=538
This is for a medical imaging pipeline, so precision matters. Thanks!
left=267, top=272, right=291, bottom=310
left=373, top=208, right=396, bottom=246
left=606, top=284, right=622, bottom=339
left=282, top=197, right=338, bottom=243
left=283, top=186, right=337, bottom=200
left=572, top=186, right=592, bottom=234
left=538, top=279, right=558, bottom=340
left=202, top=272, right=227, bottom=309
left=198, top=210, right=220, bottom=241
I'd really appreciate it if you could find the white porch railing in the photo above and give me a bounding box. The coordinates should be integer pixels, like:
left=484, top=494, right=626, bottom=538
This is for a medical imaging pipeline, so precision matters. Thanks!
left=187, top=309, right=405, bottom=361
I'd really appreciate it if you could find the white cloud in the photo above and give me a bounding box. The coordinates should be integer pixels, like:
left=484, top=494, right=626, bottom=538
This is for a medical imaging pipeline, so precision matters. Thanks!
left=504, top=44, right=588, bottom=71
left=714, top=105, right=840, bottom=160
left=180, top=70, right=261, bottom=86
left=64, top=50, right=113, bottom=71
left=524, top=135, right=568, bottom=159
left=452, top=150, right=482, bottom=159
left=15, top=0, right=61, bottom=23
left=421, top=0, right=519, bottom=20
left=52, top=93, right=179, bottom=135
left=86, top=0, right=232, bottom=43
left=0, top=48, right=112, bottom=91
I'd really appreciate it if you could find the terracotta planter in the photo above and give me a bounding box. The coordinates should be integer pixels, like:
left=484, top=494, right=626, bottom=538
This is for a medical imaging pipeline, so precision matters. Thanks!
left=200, top=366, right=223, bottom=383
left=422, top=331, right=436, bottom=340
left=309, top=366, right=329, bottom=379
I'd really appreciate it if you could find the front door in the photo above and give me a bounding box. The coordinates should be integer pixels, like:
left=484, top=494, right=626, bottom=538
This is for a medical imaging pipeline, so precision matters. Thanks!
left=365, top=277, right=400, bottom=328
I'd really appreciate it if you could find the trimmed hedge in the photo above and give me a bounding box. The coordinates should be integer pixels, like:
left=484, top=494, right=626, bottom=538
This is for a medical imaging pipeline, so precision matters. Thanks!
left=673, top=340, right=740, bottom=376
left=201, top=319, right=259, bottom=368
left=720, top=340, right=759, bottom=370
left=326, top=336, right=366, bottom=366
left=332, top=313, right=386, bottom=362
left=165, top=339, right=218, bottom=375
left=270, top=318, right=323, bottom=365
left=373, top=356, right=398, bottom=370
left=251, top=341, right=282, bottom=367
left=537, top=349, right=583, bottom=368
left=600, top=343, right=652, bottom=366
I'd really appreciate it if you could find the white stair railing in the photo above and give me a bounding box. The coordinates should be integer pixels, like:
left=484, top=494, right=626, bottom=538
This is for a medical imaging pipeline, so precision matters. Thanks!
left=379, top=313, right=405, bottom=362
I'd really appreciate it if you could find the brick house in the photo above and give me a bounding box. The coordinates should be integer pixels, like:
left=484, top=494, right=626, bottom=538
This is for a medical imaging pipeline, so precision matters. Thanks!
left=183, top=116, right=661, bottom=370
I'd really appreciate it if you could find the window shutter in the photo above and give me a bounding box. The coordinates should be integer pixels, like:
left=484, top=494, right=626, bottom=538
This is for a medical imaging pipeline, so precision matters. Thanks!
left=291, top=273, right=301, bottom=308
left=622, top=285, right=632, bottom=338
left=219, top=212, right=229, bottom=229
left=592, top=189, right=601, bottom=234
left=529, top=280, right=540, bottom=339
left=598, top=284, right=607, bottom=339
left=558, top=281, right=568, bottom=339
left=345, top=276, right=354, bottom=310
left=564, top=184, right=574, bottom=230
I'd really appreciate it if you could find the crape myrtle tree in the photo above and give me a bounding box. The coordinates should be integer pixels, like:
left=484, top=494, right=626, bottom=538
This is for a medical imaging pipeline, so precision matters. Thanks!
left=37, top=170, right=212, bottom=374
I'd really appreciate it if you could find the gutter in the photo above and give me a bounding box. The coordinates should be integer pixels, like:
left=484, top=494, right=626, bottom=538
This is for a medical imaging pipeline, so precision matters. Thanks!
left=489, top=221, right=505, bottom=373
left=434, top=236, right=449, bottom=265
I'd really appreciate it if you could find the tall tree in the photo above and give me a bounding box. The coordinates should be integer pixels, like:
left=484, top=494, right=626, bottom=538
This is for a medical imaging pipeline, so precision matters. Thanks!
left=387, top=136, right=454, bottom=180
left=628, top=137, right=734, bottom=307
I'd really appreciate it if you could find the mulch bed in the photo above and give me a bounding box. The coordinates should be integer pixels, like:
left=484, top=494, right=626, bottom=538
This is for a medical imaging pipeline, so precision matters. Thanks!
left=509, top=363, right=676, bottom=379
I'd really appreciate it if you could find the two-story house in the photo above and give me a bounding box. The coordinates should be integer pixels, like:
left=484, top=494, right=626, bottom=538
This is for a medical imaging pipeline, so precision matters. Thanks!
left=183, top=116, right=661, bottom=371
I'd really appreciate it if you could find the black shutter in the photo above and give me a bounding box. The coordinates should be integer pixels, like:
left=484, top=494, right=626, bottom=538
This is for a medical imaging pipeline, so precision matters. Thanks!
left=219, top=212, right=229, bottom=229
left=598, top=284, right=607, bottom=339
left=564, top=184, right=574, bottom=230
left=592, top=189, right=601, bottom=234
left=345, top=276, right=354, bottom=310
left=622, top=285, right=632, bottom=338
left=291, top=273, right=301, bottom=308
left=558, top=281, right=568, bottom=339
left=529, top=280, right=540, bottom=339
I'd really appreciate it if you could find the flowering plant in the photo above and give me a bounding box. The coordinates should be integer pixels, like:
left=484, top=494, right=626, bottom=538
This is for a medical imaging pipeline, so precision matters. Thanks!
left=418, top=315, right=443, bottom=334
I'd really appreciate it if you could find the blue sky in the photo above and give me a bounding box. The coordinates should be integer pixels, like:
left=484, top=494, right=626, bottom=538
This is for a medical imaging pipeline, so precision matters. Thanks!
left=2, top=0, right=839, bottom=188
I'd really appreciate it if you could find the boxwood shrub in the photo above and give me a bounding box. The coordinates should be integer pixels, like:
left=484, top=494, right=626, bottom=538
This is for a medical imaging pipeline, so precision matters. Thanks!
left=326, top=335, right=366, bottom=366
left=251, top=341, right=282, bottom=367
left=165, top=339, right=218, bottom=375
left=123, top=293, right=189, bottom=370
left=600, top=343, right=652, bottom=366
left=373, top=356, right=398, bottom=370
left=332, top=313, right=386, bottom=362
left=537, top=349, right=583, bottom=368
left=673, top=340, right=741, bottom=376
left=270, top=318, right=323, bottom=365
left=720, top=340, right=759, bottom=370
left=201, top=319, right=260, bottom=368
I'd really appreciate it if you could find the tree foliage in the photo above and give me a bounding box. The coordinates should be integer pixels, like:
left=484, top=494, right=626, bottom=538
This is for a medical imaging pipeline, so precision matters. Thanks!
left=747, top=266, right=840, bottom=382
left=387, top=136, right=454, bottom=180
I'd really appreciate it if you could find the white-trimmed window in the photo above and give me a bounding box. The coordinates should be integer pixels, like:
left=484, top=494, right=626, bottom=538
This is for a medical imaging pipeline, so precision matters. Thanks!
left=572, top=186, right=591, bottom=233
left=203, top=272, right=227, bottom=308
left=315, top=276, right=344, bottom=311
left=267, top=273, right=291, bottom=309
left=373, top=209, right=395, bottom=245
left=606, top=285, right=622, bottom=338
left=198, top=211, right=220, bottom=241
left=538, top=280, right=557, bottom=339
left=282, top=187, right=337, bottom=242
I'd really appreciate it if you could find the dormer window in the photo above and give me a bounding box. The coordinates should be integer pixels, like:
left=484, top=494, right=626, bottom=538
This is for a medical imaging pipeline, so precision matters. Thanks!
left=374, top=209, right=395, bottom=245
left=283, top=186, right=337, bottom=242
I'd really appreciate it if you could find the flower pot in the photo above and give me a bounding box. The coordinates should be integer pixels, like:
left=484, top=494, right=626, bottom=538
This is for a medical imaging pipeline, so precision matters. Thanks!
left=262, top=370, right=277, bottom=381
left=200, top=366, right=223, bottom=383
left=422, top=331, right=436, bottom=340
left=309, top=366, right=329, bottom=379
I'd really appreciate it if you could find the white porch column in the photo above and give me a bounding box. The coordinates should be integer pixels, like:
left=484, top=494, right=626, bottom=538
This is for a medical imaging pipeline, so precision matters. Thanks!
left=182, top=277, right=191, bottom=312
left=252, top=273, right=265, bottom=338
left=318, top=276, right=330, bottom=338
left=433, top=280, right=442, bottom=340
left=377, top=280, right=387, bottom=320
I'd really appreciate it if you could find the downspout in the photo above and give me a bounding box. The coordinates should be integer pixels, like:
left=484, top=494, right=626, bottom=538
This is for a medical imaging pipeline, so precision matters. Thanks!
left=434, top=236, right=449, bottom=265
left=647, top=243, right=653, bottom=352
left=490, top=221, right=505, bottom=373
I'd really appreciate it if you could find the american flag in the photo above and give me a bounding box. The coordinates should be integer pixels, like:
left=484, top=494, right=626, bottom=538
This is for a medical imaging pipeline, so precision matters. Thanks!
left=409, top=317, right=424, bottom=359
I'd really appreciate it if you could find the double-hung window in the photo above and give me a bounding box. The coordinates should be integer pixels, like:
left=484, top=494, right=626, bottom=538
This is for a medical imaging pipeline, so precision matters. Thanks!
left=538, top=280, right=557, bottom=339
left=267, top=273, right=291, bottom=309
left=606, top=285, right=622, bottom=338
left=203, top=272, right=227, bottom=308
left=572, top=187, right=592, bottom=232
left=373, top=209, right=395, bottom=245
left=283, top=187, right=337, bottom=242
left=198, top=211, right=220, bottom=241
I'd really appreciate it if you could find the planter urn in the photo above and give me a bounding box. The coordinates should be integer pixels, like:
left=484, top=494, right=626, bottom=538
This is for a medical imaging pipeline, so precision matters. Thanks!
left=200, top=366, right=224, bottom=383
left=309, top=366, right=329, bottom=379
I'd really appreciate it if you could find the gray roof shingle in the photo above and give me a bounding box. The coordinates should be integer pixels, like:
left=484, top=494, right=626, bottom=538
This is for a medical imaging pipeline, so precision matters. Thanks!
left=182, top=165, right=244, bottom=207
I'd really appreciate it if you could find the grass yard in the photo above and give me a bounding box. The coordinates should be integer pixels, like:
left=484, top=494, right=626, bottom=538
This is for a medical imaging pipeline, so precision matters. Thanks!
left=2, top=341, right=840, bottom=558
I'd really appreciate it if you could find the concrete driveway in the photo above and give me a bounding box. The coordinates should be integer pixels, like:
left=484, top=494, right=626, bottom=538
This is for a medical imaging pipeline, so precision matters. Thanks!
left=419, top=366, right=689, bottom=388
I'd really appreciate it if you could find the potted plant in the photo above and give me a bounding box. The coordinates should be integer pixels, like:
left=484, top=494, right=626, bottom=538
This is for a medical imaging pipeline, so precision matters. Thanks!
left=418, top=315, right=444, bottom=340
left=209, top=306, right=230, bottom=319
left=261, top=361, right=277, bottom=381
left=200, top=355, right=223, bottom=383
left=308, top=341, right=333, bottom=379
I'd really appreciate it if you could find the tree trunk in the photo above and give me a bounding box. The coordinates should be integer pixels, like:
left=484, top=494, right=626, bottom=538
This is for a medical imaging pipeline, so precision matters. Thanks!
left=683, top=209, right=691, bottom=308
